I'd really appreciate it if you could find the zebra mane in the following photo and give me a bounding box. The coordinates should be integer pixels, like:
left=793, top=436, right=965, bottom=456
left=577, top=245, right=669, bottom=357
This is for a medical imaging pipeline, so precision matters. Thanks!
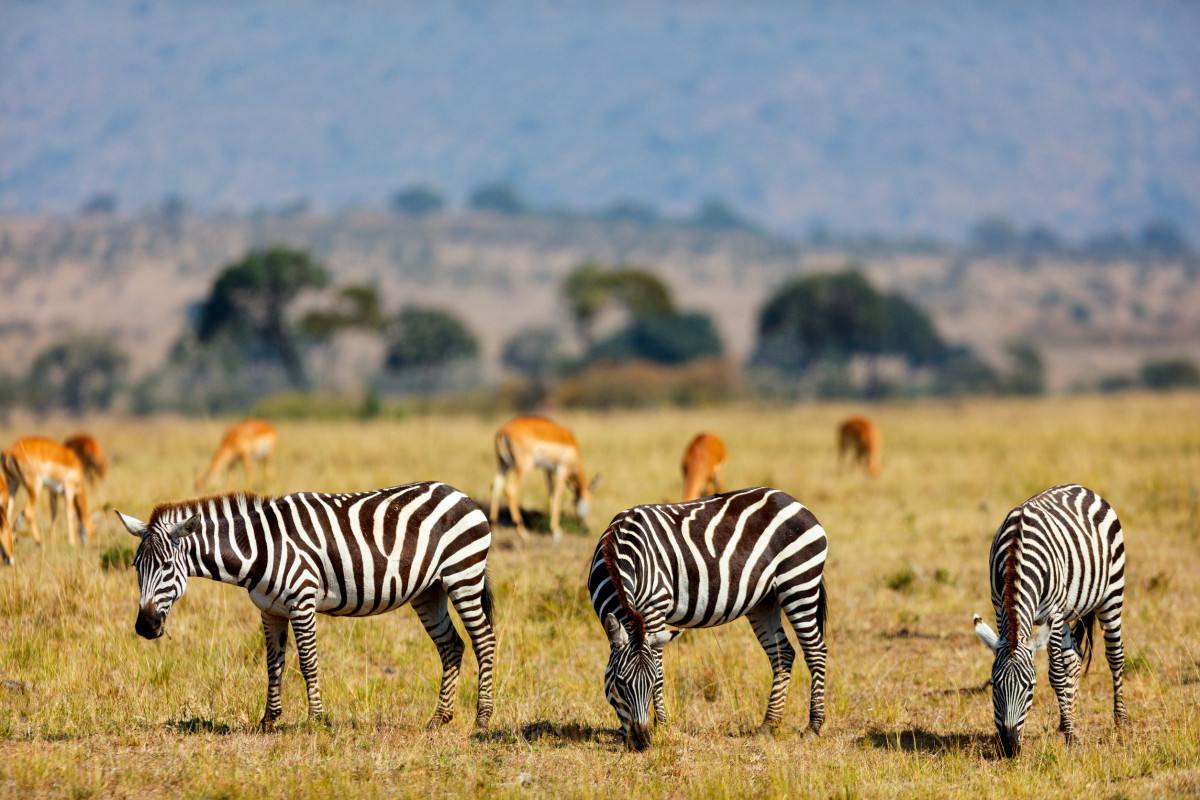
left=148, top=492, right=266, bottom=528
left=599, top=529, right=647, bottom=643
left=1001, top=509, right=1024, bottom=654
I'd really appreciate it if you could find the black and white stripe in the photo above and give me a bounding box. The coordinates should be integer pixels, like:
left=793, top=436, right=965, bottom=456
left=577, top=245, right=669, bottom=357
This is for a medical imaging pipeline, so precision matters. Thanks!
left=588, top=486, right=828, bottom=749
left=973, top=483, right=1127, bottom=756
left=117, top=482, right=495, bottom=729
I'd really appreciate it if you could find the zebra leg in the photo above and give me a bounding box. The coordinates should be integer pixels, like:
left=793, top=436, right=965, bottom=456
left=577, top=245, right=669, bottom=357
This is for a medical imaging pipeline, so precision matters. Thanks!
left=412, top=585, right=466, bottom=729
left=747, top=601, right=796, bottom=732
left=652, top=652, right=669, bottom=727
left=289, top=608, right=326, bottom=723
left=1099, top=599, right=1128, bottom=727
left=259, top=612, right=289, bottom=730
left=446, top=577, right=497, bottom=729
left=782, top=589, right=827, bottom=735
left=1047, top=618, right=1081, bottom=744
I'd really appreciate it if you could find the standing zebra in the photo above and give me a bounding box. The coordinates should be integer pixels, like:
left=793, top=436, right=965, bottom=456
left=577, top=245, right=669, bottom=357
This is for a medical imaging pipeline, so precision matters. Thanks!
left=588, top=487, right=828, bottom=750
left=973, top=483, right=1127, bottom=757
left=116, top=482, right=496, bottom=730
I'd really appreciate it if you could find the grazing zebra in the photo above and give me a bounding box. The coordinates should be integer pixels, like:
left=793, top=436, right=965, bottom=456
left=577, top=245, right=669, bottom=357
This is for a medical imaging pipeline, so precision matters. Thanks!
left=116, top=482, right=496, bottom=730
left=973, top=483, right=1127, bottom=757
left=588, top=487, right=828, bottom=750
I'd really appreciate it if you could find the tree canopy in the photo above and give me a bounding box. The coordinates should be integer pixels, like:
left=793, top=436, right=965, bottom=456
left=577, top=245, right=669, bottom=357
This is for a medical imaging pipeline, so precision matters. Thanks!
left=391, top=184, right=445, bottom=216
left=752, top=269, right=947, bottom=370
left=195, top=246, right=329, bottom=387
left=384, top=306, right=480, bottom=372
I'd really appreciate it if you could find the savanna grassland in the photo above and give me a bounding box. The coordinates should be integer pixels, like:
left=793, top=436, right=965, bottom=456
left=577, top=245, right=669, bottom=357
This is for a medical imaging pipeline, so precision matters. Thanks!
left=1, top=393, right=1198, bottom=798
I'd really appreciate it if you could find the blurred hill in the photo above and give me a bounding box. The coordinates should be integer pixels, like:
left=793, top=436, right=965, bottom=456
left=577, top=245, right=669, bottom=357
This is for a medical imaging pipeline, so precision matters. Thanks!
left=2, top=2, right=1198, bottom=240
left=1, top=211, right=1197, bottom=392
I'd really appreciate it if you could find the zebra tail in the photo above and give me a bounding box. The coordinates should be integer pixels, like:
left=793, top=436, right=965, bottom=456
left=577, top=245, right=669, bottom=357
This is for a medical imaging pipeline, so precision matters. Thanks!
left=481, top=569, right=495, bottom=626
left=815, top=577, right=828, bottom=639
left=1071, top=611, right=1096, bottom=675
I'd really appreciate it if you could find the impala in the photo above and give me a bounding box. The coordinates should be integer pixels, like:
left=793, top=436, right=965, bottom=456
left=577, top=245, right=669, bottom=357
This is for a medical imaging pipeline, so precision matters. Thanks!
left=1, top=436, right=92, bottom=548
left=838, top=415, right=881, bottom=476
left=195, top=419, right=277, bottom=490
left=488, top=416, right=599, bottom=540
left=681, top=432, right=727, bottom=501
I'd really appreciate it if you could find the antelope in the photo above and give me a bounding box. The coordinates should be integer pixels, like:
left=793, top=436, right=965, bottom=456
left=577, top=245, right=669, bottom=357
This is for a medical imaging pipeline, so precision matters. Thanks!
left=195, top=419, right=277, bottom=490
left=681, top=432, right=727, bottom=501
left=488, top=415, right=599, bottom=541
left=0, top=474, right=11, bottom=565
left=838, top=415, right=881, bottom=476
left=2, top=436, right=92, bottom=548
left=63, top=433, right=108, bottom=485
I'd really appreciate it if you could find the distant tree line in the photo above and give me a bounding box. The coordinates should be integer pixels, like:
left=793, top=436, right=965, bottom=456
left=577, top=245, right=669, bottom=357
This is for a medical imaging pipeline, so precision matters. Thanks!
left=7, top=244, right=1199, bottom=417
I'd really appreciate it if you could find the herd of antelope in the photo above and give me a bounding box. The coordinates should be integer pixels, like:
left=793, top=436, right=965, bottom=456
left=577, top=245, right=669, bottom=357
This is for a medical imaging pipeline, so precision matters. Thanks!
left=0, top=419, right=276, bottom=565
left=1, top=413, right=879, bottom=565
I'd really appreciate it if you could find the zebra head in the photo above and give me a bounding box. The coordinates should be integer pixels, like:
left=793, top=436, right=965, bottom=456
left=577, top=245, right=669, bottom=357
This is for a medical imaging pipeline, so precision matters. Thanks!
left=117, top=510, right=201, bottom=640
left=973, top=614, right=1050, bottom=756
left=603, top=613, right=681, bottom=751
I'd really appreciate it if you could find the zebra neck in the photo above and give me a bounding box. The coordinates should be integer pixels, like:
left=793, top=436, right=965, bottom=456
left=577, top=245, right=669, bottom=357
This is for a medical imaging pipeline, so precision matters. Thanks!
left=600, top=531, right=665, bottom=634
left=176, top=495, right=270, bottom=589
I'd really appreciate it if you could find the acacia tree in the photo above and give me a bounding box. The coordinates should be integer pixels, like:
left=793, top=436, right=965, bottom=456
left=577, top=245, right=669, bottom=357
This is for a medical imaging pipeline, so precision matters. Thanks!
left=752, top=269, right=946, bottom=370
left=195, top=246, right=329, bottom=388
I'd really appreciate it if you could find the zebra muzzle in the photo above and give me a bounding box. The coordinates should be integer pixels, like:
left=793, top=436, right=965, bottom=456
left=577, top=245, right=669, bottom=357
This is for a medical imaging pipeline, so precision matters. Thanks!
left=626, top=722, right=652, bottom=751
left=135, top=607, right=164, bottom=640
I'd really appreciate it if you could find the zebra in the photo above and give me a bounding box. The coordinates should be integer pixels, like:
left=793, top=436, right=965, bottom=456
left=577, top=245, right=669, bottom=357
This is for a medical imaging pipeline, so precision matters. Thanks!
left=115, top=482, right=496, bottom=730
left=588, top=486, right=828, bottom=750
left=972, top=483, right=1127, bottom=757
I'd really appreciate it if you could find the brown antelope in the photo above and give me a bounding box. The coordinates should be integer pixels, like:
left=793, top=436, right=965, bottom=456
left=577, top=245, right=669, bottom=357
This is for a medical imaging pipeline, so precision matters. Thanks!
left=838, top=415, right=881, bottom=476
left=681, top=432, right=727, bottom=501
left=2, top=436, right=93, bottom=548
left=0, top=473, right=11, bottom=565
left=195, top=418, right=277, bottom=490
left=488, top=415, right=599, bottom=541
left=63, top=433, right=108, bottom=485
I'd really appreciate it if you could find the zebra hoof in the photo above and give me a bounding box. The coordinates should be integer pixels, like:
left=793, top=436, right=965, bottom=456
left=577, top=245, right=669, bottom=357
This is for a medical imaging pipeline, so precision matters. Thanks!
left=426, top=714, right=453, bottom=731
left=307, top=713, right=333, bottom=730
left=255, top=716, right=279, bottom=732
left=756, top=722, right=779, bottom=737
left=806, top=722, right=824, bottom=737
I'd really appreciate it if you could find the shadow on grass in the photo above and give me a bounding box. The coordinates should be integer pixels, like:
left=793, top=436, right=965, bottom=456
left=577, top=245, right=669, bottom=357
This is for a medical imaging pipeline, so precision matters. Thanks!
left=928, top=678, right=992, bottom=697
left=166, top=717, right=235, bottom=735
left=468, top=499, right=589, bottom=541
left=858, top=727, right=1000, bottom=759
left=473, top=720, right=618, bottom=747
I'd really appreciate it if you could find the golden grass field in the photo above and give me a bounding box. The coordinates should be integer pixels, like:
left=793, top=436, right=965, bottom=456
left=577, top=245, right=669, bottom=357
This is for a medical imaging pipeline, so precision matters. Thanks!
left=1, top=393, right=1198, bottom=798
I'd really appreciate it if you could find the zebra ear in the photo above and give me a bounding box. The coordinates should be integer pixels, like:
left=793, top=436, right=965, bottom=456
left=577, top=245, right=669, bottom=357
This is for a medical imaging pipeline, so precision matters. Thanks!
left=604, top=614, right=629, bottom=648
left=168, top=514, right=202, bottom=542
left=115, top=511, right=148, bottom=538
left=646, top=628, right=683, bottom=650
left=973, top=614, right=1001, bottom=652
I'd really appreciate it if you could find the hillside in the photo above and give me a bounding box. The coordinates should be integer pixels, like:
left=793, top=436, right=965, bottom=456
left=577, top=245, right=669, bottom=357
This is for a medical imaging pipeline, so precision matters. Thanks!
left=1, top=212, right=1197, bottom=392
left=2, top=2, right=1198, bottom=239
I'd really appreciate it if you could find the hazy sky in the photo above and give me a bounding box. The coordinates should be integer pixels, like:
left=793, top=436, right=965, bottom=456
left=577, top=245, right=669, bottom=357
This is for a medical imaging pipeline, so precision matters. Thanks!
left=2, top=1, right=1197, bottom=239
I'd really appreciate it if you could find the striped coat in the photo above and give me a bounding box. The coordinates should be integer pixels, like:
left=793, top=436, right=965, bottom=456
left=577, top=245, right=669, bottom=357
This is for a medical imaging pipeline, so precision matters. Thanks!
left=973, top=483, right=1127, bottom=756
left=588, top=487, right=828, bottom=749
left=118, top=482, right=495, bottom=729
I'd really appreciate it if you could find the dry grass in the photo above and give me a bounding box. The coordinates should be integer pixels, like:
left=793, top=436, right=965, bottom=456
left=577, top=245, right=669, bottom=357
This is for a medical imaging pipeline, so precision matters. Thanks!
left=1, top=393, right=1199, bottom=798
